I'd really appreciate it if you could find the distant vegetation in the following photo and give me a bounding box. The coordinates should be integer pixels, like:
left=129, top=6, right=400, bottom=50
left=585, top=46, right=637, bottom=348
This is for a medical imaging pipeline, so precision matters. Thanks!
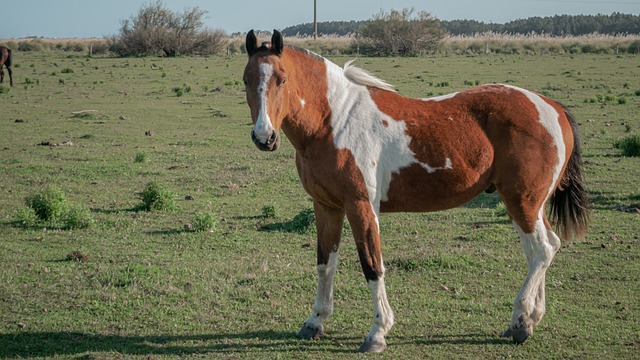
left=107, top=0, right=227, bottom=57
left=282, top=13, right=640, bottom=37
left=3, top=10, right=640, bottom=57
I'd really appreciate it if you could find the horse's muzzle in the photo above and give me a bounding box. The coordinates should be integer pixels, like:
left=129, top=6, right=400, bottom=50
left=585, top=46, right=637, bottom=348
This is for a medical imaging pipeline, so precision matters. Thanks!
left=251, top=130, right=280, bottom=151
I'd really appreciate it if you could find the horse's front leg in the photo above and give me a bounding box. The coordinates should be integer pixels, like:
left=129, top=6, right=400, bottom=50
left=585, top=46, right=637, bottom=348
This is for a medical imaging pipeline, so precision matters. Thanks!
left=296, top=201, right=344, bottom=340
left=347, top=201, right=394, bottom=353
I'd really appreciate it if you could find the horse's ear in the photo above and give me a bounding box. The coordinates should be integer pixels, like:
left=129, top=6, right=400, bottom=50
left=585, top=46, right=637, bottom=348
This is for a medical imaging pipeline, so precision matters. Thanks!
left=271, top=29, right=283, bottom=55
left=246, top=29, right=258, bottom=56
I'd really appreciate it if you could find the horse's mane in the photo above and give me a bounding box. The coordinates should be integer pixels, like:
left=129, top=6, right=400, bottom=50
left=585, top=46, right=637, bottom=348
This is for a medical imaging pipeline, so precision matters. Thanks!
left=287, top=46, right=396, bottom=92
left=342, top=60, right=396, bottom=92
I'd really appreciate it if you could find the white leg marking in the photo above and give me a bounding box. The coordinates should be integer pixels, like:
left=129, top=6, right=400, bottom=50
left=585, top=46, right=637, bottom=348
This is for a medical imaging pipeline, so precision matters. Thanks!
left=253, top=63, right=275, bottom=143
left=364, top=275, right=395, bottom=346
left=511, top=218, right=560, bottom=329
left=303, top=251, right=339, bottom=331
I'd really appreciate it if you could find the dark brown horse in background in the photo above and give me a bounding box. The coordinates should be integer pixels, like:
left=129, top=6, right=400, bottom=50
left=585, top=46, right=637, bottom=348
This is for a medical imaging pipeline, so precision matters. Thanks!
left=1, top=46, right=13, bottom=87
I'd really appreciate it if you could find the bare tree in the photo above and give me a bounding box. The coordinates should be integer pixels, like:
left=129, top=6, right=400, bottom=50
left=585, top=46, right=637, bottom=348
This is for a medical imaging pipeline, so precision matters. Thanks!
left=110, top=0, right=227, bottom=57
left=356, top=8, right=445, bottom=56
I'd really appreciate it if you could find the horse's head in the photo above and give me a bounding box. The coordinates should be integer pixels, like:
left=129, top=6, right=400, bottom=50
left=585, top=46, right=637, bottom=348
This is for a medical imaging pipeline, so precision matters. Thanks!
left=243, top=29, right=288, bottom=152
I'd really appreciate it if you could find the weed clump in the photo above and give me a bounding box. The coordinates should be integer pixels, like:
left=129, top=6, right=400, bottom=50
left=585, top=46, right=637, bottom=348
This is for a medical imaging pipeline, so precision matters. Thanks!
left=134, top=150, right=147, bottom=163
left=191, top=212, right=217, bottom=232
left=614, top=134, right=640, bottom=157
left=290, top=208, right=315, bottom=233
left=20, top=187, right=92, bottom=229
left=262, top=204, right=280, bottom=218
left=25, top=187, right=68, bottom=225
left=139, top=182, right=176, bottom=211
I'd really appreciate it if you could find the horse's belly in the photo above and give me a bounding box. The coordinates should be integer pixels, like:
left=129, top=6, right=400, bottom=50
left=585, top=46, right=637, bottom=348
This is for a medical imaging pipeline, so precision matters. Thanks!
left=380, top=163, right=491, bottom=213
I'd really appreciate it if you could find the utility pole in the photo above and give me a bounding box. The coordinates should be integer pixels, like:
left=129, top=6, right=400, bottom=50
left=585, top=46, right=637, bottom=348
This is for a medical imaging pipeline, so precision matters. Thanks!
left=313, top=0, right=317, bottom=40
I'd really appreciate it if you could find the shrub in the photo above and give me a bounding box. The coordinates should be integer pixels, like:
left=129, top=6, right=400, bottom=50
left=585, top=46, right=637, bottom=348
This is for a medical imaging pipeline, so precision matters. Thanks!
left=134, top=150, right=147, bottom=163
left=63, top=205, right=93, bottom=229
left=16, top=208, right=38, bottom=228
left=139, top=182, right=176, bottom=211
left=262, top=204, right=280, bottom=218
left=25, top=187, right=68, bottom=224
left=21, top=187, right=93, bottom=229
left=614, top=135, right=640, bottom=157
left=290, top=208, right=316, bottom=233
left=0, top=85, right=10, bottom=94
left=191, top=212, right=217, bottom=232
left=356, top=8, right=445, bottom=56
left=110, top=1, right=227, bottom=57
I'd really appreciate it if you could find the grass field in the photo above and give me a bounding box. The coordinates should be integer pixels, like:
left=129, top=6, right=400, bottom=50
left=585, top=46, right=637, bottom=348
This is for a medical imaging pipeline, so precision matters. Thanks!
left=0, top=50, right=638, bottom=359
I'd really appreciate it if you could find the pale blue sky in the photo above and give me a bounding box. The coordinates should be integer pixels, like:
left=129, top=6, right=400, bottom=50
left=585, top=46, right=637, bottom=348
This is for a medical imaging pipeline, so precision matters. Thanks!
left=1, top=0, right=638, bottom=38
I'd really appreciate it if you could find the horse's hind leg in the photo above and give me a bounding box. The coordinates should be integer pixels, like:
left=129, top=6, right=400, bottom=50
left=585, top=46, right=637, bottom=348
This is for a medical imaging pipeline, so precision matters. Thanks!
left=297, top=202, right=344, bottom=340
left=503, top=211, right=561, bottom=343
left=6, top=66, right=11, bottom=87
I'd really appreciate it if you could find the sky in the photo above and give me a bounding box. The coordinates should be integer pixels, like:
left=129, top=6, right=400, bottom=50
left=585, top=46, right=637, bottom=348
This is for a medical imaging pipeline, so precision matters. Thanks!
left=1, top=0, right=639, bottom=39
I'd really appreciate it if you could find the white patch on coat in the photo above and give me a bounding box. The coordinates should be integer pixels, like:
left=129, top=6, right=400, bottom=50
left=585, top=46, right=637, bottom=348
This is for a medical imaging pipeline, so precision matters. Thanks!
left=253, top=63, right=276, bottom=143
left=324, top=59, right=453, bottom=221
left=299, top=97, right=306, bottom=108
left=420, top=92, right=459, bottom=102
left=502, top=84, right=565, bottom=200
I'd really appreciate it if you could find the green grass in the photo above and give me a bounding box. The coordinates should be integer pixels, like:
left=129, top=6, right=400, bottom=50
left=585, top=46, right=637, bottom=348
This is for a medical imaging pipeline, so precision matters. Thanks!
left=0, top=51, right=638, bottom=359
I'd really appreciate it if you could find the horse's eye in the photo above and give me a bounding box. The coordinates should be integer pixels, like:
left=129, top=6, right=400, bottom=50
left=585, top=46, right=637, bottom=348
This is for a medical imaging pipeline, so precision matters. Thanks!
left=243, top=79, right=248, bottom=86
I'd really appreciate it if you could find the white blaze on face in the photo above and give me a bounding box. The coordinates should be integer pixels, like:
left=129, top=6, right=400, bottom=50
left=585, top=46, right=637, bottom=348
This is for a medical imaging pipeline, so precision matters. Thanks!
left=253, top=63, right=276, bottom=143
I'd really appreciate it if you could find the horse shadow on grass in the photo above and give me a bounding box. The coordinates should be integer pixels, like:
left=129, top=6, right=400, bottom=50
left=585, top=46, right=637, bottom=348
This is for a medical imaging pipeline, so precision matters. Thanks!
left=0, top=331, right=356, bottom=357
left=0, top=331, right=510, bottom=357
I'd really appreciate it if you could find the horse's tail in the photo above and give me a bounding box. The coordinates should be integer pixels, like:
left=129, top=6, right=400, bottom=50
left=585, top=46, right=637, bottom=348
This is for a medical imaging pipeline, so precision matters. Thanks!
left=5, top=48, right=12, bottom=67
left=548, top=109, right=590, bottom=241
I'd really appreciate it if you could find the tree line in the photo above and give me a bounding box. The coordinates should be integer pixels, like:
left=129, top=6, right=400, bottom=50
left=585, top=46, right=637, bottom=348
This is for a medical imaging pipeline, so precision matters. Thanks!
left=282, top=13, right=640, bottom=37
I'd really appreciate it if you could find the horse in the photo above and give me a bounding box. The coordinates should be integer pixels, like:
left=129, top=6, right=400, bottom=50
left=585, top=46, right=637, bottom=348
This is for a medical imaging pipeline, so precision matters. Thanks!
left=242, top=30, right=589, bottom=353
left=0, top=46, right=13, bottom=87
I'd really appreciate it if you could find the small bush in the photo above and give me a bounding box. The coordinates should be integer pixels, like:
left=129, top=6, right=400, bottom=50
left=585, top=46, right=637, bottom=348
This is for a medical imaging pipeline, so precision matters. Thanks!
left=63, top=205, right=93, bottom=230
left=134, top=150, right=147, bottom=163
left=173, top=87, right=184, bottom=97
left=16, top=208, right=38, bottom=228
left=262, top=204, right=280, bottom=218
left=21, top=187, right=93, bottom=229
left=191, top=212, right=217, bottom=232
left=139, top=182, right=176, bottom=211
left=618, top=97, right=628, bottom=105
left=25, top=187, right=68, bottom=224
left=0, top=85, right=10, bottom=94
left=290, top=208, right=316, bottom=233
left=61, top=68, right=74, bottom=74
left=614, top=135, right=640, bottom=157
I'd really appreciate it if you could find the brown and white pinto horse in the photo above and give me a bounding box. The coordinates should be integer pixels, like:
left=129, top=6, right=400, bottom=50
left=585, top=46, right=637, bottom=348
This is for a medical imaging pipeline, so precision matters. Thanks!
left=243, top=30, right=589, bottom=352
left=0, top=46, right=13, bottom=87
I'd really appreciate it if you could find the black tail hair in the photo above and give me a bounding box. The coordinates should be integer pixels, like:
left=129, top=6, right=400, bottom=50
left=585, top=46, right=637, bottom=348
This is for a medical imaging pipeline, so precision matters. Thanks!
left=4, top=48, right=11, bottom=67
left=548, top=109, right=590, bottom=240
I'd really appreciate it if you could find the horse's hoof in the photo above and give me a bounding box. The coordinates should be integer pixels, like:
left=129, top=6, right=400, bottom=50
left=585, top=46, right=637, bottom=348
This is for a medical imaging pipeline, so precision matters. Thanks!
left=357, top=337, right=387, bottom=353
left=296, top=322, right=323, bottom=340
left=504, top=315, right=533, bottom=344
left=511, top=326, right=531, bottom=344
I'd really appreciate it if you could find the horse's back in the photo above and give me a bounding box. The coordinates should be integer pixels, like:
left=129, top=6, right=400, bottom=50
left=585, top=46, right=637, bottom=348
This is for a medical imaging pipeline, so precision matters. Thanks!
left=375, top=84, right=573, bottom=213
